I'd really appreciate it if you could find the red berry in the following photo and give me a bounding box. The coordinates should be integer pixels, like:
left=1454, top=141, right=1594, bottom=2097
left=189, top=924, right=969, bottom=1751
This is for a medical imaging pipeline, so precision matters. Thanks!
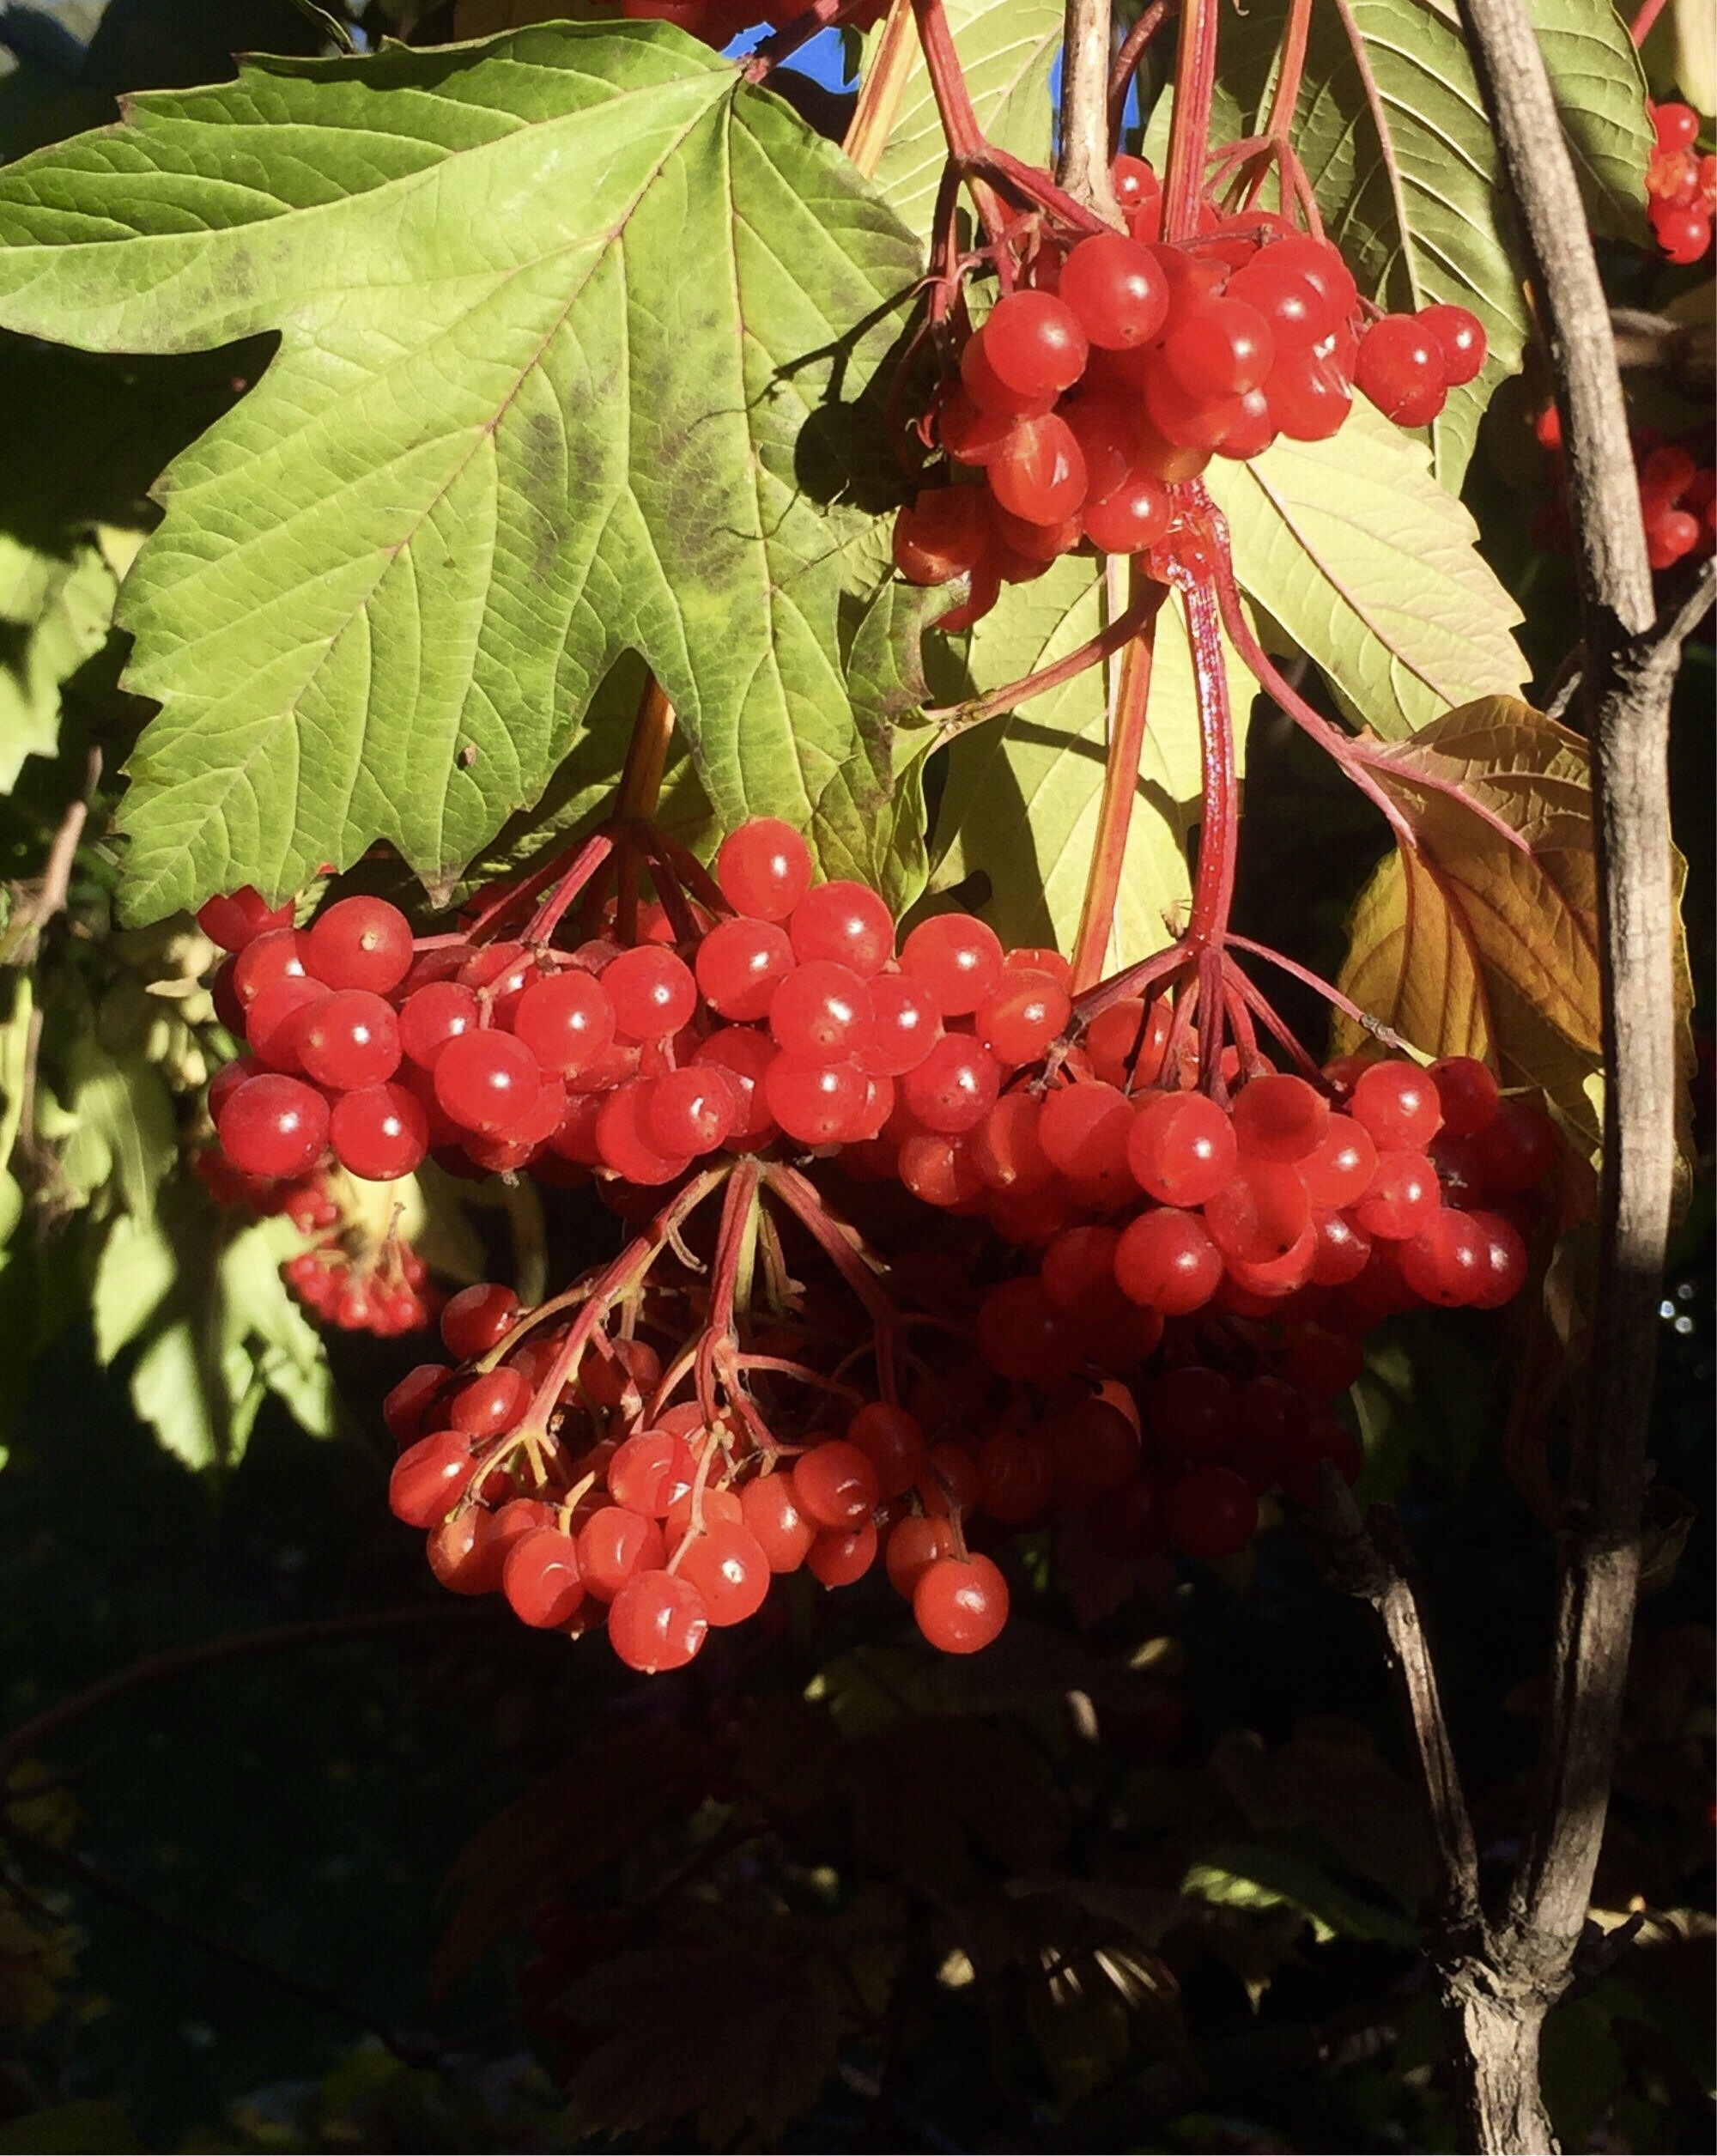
left=596, top=1077, right=693, bottom=1182
left=792, top=1439, right=880, bottom=1528
left=1353, top=1149, right=1441, bottom=1240
left=806, top=1521, right=878, bottom=1587
left=673, top=1520, right=770, bottom=1625
left=1163, top=1463, right=1257, bottom=1559
left=980, top=289, right=1089, bottom=398
left=846, top=1402, right=926, bottom=1498
left=1059, top=232, right=1170, bottom=349
left=1164, top=297, right=1276, bottom=398
left=440, top=1281, right=520, bottom=1359
left=974, top=1275, right=1081, bottom=1381
left=988, top=412, right=1089, bottom=525
left=601, top=946, right=696, bottom=1041
left=1652, top=100, right=1700, bottom=152
left=383, top=1361, right=450, bottom=1445
left=512, top=971, right=616, bottom=1077
left=976, top=968, right=1071, bottom=1067
left=740, top=1473, right=816, bottom=1571
left=769, top=958, right=876, bottom=1063
left=1232, top=1073, right=1329, bottom=1163
left=695, top=917, right=794, bottom=1023
left=1299, top=1114, right=1379, bottom=1208
left=306, top=896, right=413, bottom=995
left=219, top=1073, right=330, bottom=1178
left=434, top=1029, right=543, bottom=1136
left=901, top=1034, right=1001, bottom=1134
left=692, top=1029, right=780, bottom=1149
left=1466, top=1207, right=1529, bottom=1308
left=1110, top=154, right=1162, bottom=240
left=399, top=981, right=481, bottom=1070
left=1127, top=1091, right=1238, bottom=1206
left=1429, top=1056, right=1500, bottom=1138
left=609, top=1567, right=708, bottom=1669
left=502, top=1526, right=586, bottom=1627
left=646, top=1066, right=737, bottom=1157
left=893, top=489, right=993, bottom=584
left=885, top=1515, right=957, bottom=1598
left=450, top=1365, right=529, bottom=1439
left=1113, top=1208, right=1223, bottom=1314
left=1417, top=303, right=1487, bottom=386
left=1399, top=1209, right=1489, bottom=1305
left=1471, top=1100, right=1558, bottom=1193
left=913, top=1552, right=1009, bottom=1653
left=1083, top=473, right=1173, bottom=554
left=969, top=1092, right=1055, bottom=1192
left=389, top=1430, right=472, bottom=1528
left=1350, top=1060, right=1442, bottom=1149
left=297, top=988, right=401, bottom=1091
left=788, top=880, right=895, bottom=977
left=857, top=972, right=941, bottom=1077
left=1356, top=315, right=1447, bottom=428
left=197, top=886, right=294, bottom=951
left=575, top=1507, right=666, bottom=1601
left=717, top=818, right=814, bottom=921
left=900, top=913, right=1004, bottom=1017
left=763, top=1055, right=869, bottom=1145
left=329, top=1080, right=429, bottom=1181
left=1203, top=1162, right=1312, bottom=1264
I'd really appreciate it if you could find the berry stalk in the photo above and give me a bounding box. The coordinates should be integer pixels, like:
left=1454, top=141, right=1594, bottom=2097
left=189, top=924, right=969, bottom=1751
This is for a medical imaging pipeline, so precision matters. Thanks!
left=1070, top=574, right=1168, bottom=991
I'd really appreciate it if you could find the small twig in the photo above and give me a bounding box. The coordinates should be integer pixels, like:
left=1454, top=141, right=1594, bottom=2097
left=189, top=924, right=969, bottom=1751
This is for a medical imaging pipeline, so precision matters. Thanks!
left=2, top=1823, right=442, bottom=2067
left=843, top=0, right=917, bottom=178
left=1107, top=1, right=1174, bottom=143
left=926, top=582, right=1162, bottom=734
left=1542, top=558, right=1715, bottom=726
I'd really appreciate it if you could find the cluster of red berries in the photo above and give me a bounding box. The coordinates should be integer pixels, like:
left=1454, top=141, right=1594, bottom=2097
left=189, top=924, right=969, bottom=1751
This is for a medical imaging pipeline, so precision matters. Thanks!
left=891, top=155, right=1486, bottom=621
left=613, top=0, right=886, bottom=50
left=1646, top=100, right=1715, bottom=265
left=195, top=1147, right=440, bottom=1335
left=1532, top=409, right=1715, bottom=572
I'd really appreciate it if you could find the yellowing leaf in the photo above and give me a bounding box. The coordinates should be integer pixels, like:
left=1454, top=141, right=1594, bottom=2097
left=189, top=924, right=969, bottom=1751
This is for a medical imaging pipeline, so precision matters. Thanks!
left=1335, top=697, right=1607, bottom=1138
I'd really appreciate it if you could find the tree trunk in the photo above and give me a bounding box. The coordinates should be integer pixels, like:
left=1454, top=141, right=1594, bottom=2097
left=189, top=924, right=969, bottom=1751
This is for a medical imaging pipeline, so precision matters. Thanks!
left=1445, top=1965, right=1558, bottom=2155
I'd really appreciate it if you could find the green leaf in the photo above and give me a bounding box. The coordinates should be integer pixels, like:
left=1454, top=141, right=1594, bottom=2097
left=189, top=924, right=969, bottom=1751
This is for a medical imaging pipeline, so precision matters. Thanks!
left=1181, top=1843, right=1419, bottom=1946
left=1178, top=0, right=1652, bottom=484
left=56, top=1035, right=175, bottom=1218
left=927, top=561, right=1253, bottom=967
left=1207, top=398, right=1527, bottom=738
left=0, top=27, right=926, bottom=920
left=0, top=538, right=116, bottom=793
left=865, top=0, right=1061, bottom=236
left=120, top=1191, right=334, bottom=1469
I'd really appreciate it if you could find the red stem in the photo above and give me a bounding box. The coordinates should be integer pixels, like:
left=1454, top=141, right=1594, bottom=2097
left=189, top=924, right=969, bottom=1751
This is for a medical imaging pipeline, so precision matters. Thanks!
left=1221, top=953, right=1326, bottom=1082
left=1223, top=932, right=1404, bottom=1044
left=522, top=830, right=615, bottom=945
left=1183, top=574, right=1239, bottom=949
left=926, top=580, right=1162, bottom=732
left=695, top=1161, right=761, bottom=1428
left=1108, top=0, right=1175, bottom=144
left=1629, top=0, right=1668, bottom=44
left=1162, top=0, right=1220, bottom=241
left=1071, top=580, right=1167, bottom=993
left=908, top=0, right=1013, bottom=255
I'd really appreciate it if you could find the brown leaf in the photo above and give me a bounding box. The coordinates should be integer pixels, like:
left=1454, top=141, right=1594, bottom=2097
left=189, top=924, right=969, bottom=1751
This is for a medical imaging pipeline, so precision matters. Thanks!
left=561, top=1918, right=850, bottom=2143
left=429, top=1722, right=706, bottom=1995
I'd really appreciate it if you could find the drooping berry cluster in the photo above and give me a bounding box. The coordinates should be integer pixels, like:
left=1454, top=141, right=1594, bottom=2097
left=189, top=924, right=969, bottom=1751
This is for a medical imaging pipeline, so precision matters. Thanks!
left=1532, top=408, right=1715, bottom=573
left=194, top=1146, right=440, bottom=1335
left=1646, top=100, right=1716, bottom=265
left=890, top=153, right=1487, bottom=622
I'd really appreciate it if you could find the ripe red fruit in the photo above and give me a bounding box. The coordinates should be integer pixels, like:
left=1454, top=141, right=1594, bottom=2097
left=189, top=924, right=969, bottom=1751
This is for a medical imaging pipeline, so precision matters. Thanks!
left=893, top=488, right=993, bottom=585
left=1417, top=303, right=1487, bottom=386
left=449, top=1365, right=528, bottom=1440
left=1110, top=154, right=1162, bottom=239
left=197, top=886, right=295, bottom=951
left=717, top=817, right=814, bottom=920
left=399, top=981, right=481, bottom=1069
left=898, top=1131, right=984, bottom=1208
left=440, top=1282, right=520, bottom=1359
left=383, top=1362, right=450, bottom=1445
left=764, top=1055, right=869, bottom=1145
left=988, top=412, right=1089, bottom=525
left=297, top=989, right=401, bottom=1091
left=978, top=969, right=1071, bottom=1066
left=1225, top=258, right=1332, bottom=353
left=792, top=1439, right=880, bottom=1528
left=234, top=930, right=312, bottom=1010
left=219, top=1073, right=331, bottom=1179
left=740, top=1473, right=816, bottom=1571
left=1399, top=1210, right=1489, bottom=1305
left=1353, top=1149, right=1441, bottom=1240
left=329, top=1080, right=429, bottom=1181
left=673, top=1520, right=770, bottom=1625
left=1466, top=1208, right=1529, bottom=1308
left=1204, top=1161, right=1311, bottom=1264
left=901, top=1035, right=1001, bottom=1135
left=981, top=289, right=1089, bottom=398
left=788, top=880, right=895, bottom=976
left=1232, top=1073, right=1329, bottom=1163
left=885, top=1515, right=957, bottom=1597
left=1059, top=231, right=1169, bottom=349
left=607, top=1428, right=697, bottom=1515
left=1355, top=314, right=1447, bottom=428
left=970, top=1092, right=1055, bottom=1193
left=900, top=913, right=1004, bottom=1017
left=858, top=971, right=941, bottom=1077
left=1471, top=1101, right=1559, bottom=1193
left=389, top=1430, right=473, bottom=1528
left=769, top=958, right=876, bottom=1063
left=575, top=1507, right=666, bottom=1601
left=601, top=946, right=696, bottom=1041
left=306, top=896, right=413, bottom=995
left=806, top=1521, right=879, bottom=1587
left=692, top=1028, right=779, bottom=1148
left=1114, top=1208, right=1224, bottom=1314
left=1164, top=297, right=1276, bottom=398
left=1127, top=1091, right=1238, bottom=1206
left=646, top=1066, right=737, bottom=1157
left=846, top=1402, right=926, bottom=1497
left=512, top=971, right=616, bottom=1076
left=1083, top=474, right=1173, bottom=555
left=1299, top=1114, right=1379, bottom=1208
left=434, top=1028, right=543, bottom=1136
left=1429, top=1056, right=1500, bottom=1138
left=913, top=1552, right=1009, bottom=1653
left=1350, top=1060, right=1442, bottom=1149
left=596, top=1078, right=694, bottom=1183
left=1163, top=1463, right=1258, bottom=1560
left=694, top=917, right=793, bottom=1022
left=609, top=1570, right=709, bottom=1670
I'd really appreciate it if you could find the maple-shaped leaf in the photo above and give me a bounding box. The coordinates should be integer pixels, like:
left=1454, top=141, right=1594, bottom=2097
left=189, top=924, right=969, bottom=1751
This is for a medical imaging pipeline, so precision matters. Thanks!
left=1333, top=696, right=1693, bottom=1154
left=0, top=26, right=925, bottom=920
